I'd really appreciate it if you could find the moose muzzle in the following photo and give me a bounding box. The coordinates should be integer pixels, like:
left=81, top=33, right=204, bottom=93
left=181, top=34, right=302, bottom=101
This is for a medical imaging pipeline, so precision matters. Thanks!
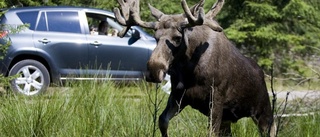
left=145, top=69, right=166, bottom=83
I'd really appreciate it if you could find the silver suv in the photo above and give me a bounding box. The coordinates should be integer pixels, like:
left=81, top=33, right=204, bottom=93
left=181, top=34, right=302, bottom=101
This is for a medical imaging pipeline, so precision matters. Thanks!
left=0, top=6, right=157, bottom=95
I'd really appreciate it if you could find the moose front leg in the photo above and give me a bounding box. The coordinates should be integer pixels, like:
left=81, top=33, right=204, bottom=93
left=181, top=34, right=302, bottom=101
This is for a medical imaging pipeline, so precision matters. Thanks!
left=208, top=87, right=224, bottom=137
left=251, top=108, right=276, bottom=137
left=159, top=94, right=185, bottom=137
left=220, top=121, right=232, bottom=136
left=209, top=101, right=223, bottom=136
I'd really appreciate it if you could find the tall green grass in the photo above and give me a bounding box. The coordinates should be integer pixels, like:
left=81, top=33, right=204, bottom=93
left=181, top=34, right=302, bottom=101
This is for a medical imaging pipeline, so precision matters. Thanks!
left=0, top=80, right=319, bottom=137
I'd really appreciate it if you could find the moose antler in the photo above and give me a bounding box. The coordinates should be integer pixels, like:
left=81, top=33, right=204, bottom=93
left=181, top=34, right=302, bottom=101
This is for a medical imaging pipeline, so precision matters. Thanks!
left=114, top=0, right=224, bottom=36
left=113, top=0, right=131, bottom=37
left=114, top=0, right=158, bottom=37
left=181, top=0, right=205, bottom=27
left=206, top=0, right=225, bottom=19
left=204, top=0, right=225, bottom=31
left=181, top=0, right=224, bottom=32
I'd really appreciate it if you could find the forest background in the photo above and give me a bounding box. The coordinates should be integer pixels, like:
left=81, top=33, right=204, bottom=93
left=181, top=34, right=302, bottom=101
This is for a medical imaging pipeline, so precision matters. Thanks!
left=1, top=0, right=320, bottom=80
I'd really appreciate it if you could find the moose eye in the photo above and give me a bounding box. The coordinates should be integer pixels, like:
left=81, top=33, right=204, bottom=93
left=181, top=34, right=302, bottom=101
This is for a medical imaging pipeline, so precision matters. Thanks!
left=172, top=36, right=182, bottom=44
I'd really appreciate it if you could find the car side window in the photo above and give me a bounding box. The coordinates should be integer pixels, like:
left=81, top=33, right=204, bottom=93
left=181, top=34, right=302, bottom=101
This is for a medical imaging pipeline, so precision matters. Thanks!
left=36, top=11, right=81, bottom=34
left=16, top=11, right=39, bottom=30
left=36, top=12, right=47, bottom=31
left=86, top=13, right=127, bottom=37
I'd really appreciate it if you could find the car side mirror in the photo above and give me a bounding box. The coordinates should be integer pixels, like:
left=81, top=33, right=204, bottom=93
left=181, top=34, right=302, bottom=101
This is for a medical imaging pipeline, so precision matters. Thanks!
left=128, top=28, right=141, bottom=45
left=131, top=28, right=141, bottom=39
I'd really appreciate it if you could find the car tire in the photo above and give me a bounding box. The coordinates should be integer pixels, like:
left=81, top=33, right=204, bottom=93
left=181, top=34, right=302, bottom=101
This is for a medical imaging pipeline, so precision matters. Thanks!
left=8, top=59, right=50, bottom=96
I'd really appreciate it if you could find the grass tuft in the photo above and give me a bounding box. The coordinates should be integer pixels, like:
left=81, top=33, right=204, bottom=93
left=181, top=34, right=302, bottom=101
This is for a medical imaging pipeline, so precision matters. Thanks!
left=0, top=79, right=319, bottom=136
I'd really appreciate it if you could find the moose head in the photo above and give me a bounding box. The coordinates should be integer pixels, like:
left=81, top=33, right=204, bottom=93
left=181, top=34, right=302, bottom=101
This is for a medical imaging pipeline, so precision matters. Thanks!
left=114, top=0, right=225, bottom=83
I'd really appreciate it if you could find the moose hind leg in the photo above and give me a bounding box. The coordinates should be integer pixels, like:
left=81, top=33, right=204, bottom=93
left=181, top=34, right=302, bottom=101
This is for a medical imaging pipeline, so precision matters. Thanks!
left=252, top=112, right=275, bottom=137
left=159, top=95, right=184, bottom=137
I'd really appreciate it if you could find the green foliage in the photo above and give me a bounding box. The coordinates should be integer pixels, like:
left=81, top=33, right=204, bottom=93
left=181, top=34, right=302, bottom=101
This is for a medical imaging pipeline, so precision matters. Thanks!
left=0, top=1, right=7, bottom=8
left=218, top=0, right=320, bottom=77
left=0, top=12, right=10, bottom=87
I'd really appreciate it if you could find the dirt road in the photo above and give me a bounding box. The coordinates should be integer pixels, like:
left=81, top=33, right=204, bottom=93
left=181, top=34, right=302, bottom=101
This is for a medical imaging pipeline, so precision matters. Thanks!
left=270, top=90, right=320, bottom=101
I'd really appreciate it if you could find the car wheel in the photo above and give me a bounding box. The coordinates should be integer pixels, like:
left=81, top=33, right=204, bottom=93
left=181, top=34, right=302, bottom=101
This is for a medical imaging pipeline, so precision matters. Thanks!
left=8, top=59, right=50, bottom=96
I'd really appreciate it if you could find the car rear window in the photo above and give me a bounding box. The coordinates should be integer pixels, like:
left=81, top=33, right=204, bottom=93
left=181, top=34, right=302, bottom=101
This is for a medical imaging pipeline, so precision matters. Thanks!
left=37, top=11, right=81, bottom=34
left=16, top=11, right=39, bottom=30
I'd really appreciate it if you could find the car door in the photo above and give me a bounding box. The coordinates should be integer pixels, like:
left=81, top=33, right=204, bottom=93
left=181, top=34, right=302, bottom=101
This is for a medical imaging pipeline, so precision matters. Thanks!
left=85, top=15, right=150, bottom=78
left=33, top=10, right=88, bottom=77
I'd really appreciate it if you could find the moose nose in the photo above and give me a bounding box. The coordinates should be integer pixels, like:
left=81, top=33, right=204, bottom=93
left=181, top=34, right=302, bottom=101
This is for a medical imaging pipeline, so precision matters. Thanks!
left=145, top=69, right=166, bottom=83
left=146, top=53, right=169, bottom=83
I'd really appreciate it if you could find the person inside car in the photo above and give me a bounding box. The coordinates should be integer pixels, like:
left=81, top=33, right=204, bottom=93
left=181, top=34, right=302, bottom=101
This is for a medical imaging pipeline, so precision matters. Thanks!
left=108, top=29, right=119, bottom=37
left=98, top=21, right=109, bottom=35
left=90, top=26, right=98, bottom=35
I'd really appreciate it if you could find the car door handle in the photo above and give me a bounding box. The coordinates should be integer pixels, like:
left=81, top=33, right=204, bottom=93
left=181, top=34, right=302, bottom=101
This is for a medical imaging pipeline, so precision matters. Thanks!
left=38, top=39, right=51, bottom=44
left=90, top=41, right=102, bottom=46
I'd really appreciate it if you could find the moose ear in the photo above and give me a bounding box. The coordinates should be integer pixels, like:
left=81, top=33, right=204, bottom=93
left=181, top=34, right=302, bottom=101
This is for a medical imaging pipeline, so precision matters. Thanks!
left=148, top=4, right=164, bottom=21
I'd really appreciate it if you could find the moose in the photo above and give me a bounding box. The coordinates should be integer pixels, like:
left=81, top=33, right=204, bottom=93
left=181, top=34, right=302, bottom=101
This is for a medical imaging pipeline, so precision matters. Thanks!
left=114, top=0, right=275, bottom=136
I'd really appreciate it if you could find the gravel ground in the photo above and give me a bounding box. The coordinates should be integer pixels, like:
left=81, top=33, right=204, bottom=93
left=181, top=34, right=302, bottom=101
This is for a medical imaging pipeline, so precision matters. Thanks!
left=269, top=90, right=320, bottom=101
